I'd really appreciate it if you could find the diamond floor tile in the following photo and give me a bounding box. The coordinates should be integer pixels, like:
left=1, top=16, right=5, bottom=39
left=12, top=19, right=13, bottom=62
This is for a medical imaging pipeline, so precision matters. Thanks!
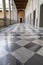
left=25, top=54, right=43, bottom=65
left=11, top=33, right=21, bottom=36
left=37, top=47, right=43, bottom=56
left=24, top=43, right=42, bottom=52
left=0, top=54, right=22, bottom=65
left=10, top=37, right=21, bottom=43
left=32, top=39, right=43, bottom=46
left=4, top=43, right=21, bottom=52
left=16, top=36, right=35, bottom=41
left=0, top=47, right=8, bottom=58
left=15, top=40, right=30, bottom=46
left=11, top=47, right=35, bottom=63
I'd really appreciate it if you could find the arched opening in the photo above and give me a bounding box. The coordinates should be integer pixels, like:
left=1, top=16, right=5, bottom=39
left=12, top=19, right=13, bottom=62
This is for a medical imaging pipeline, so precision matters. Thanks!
left=17, top=10, right=25, bottom=23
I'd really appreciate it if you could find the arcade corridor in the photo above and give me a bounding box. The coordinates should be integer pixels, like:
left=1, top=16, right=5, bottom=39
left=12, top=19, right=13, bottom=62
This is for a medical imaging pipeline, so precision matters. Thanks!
left=0, top=0, right=43, bottom=65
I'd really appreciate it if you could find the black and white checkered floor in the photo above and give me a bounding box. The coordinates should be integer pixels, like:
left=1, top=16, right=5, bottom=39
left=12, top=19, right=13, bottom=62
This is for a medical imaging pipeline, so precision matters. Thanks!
left=0, top=23, right=43, bottom=65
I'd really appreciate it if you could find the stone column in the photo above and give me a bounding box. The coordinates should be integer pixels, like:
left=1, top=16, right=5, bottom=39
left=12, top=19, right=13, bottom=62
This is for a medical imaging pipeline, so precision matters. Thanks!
left=37, top=0, right=40, bottom=28
left=12, top=0, right=14, bottom=23
left=3, top=0, right=6, bottom=26
left=9, top=0, right=11, bottom=24
left=32, top=0, right=33, bottom=27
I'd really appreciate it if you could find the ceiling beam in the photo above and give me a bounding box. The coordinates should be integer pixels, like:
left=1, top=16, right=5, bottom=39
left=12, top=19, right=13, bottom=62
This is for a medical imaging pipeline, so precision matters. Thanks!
left=17, top=7, right=26, bottom=9
left=15, top=2, right=27, bottom=4
left=16, top=4, right=26, bottom=6
left=14, top=0, right=28, bottom=9
left=14, top=0, right=28, bottom=2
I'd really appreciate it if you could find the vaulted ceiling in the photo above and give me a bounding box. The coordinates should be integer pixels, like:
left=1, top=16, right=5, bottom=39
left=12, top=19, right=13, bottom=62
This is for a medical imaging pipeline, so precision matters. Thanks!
left=14, top=0, right=28, bottom=10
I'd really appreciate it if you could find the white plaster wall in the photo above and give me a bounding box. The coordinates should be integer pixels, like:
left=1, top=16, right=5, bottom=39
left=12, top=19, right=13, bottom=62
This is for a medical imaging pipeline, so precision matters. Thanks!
left=25, top=0, right=43, bottom=28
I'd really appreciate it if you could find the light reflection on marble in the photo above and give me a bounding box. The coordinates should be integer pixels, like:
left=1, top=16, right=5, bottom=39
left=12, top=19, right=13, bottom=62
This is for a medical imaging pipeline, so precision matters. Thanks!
left=0, top=23, right=43, bottom=65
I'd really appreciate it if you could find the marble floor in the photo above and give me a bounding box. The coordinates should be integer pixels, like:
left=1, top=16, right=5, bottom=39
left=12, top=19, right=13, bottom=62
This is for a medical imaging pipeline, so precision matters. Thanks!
left=0, top=23, right=43, bottom=65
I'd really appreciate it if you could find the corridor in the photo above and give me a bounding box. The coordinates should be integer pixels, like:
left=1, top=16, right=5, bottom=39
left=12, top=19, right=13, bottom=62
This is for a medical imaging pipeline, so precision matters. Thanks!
left=0, top=0, right=43, bottom=65
left=0, top=23, right=43, bottom=65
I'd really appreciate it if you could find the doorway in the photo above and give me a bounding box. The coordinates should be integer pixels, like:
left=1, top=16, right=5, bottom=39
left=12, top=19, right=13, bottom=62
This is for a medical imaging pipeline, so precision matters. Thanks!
left=30, top=13, right=31, bottom=24
left=20, top=18, right=22, bottom=23
left=33, top=10, right=36, bottom=25
left=40, top=4, right=43, bottom=27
